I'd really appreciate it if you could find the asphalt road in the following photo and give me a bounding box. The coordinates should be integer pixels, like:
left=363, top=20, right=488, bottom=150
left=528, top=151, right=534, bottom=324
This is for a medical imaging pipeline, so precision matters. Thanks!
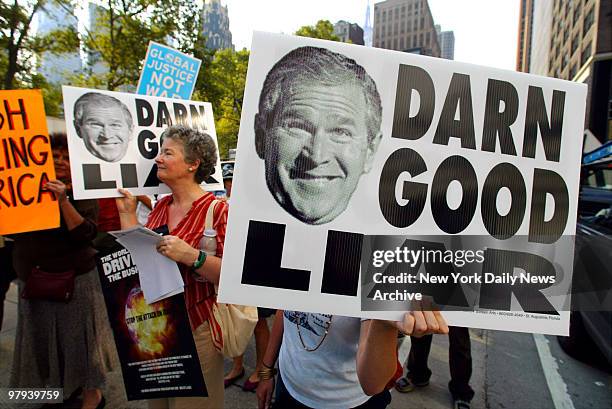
left=1, top=283, right=610, bottom=409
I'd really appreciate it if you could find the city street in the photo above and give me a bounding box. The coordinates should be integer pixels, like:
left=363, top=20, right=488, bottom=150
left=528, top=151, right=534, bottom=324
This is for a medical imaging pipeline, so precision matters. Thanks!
left=1, top=282, right=609, bottom=409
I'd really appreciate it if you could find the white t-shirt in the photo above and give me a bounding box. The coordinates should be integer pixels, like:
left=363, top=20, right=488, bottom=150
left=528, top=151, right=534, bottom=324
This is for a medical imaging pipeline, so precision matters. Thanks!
left=279, top=311, right=370, bottom=409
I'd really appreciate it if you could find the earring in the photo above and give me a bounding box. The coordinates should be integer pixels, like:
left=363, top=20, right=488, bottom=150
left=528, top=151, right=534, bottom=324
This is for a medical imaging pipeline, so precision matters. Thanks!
left=188, top=167, right=193, bottom=172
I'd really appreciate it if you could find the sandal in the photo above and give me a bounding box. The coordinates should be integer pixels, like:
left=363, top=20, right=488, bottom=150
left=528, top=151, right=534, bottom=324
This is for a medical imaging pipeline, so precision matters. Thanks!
left=224, top=367, right=245, bottom=388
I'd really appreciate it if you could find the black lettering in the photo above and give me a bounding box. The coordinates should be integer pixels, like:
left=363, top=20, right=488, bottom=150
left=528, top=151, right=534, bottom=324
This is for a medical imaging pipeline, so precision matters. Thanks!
left=173, top=103, right=188, bottom=126
left=37, top=172, right=55, bottom=203
left=120, top=164, right=138, bottom=188
left=27, top=134, right=49, bottom=165
left=379, top=148, right=428, bottom=228
left=9, top=136, right=28, bottom=168
left=137, top=130, right=158, bottom=159
left=528, top=168, right=569, bottom=243
left=481, top=163, right=526, bottom=239
left=321, top=230, right=363, bottom=296
left=16, top=173, right=34, bottom=205
left=482, top=79, right=519, bottom=155
left=433, top=73, right=476, bottom=149
left=241, top=220, right=310, bottom=290
left=392, top=64, right=435, bottom=140
left=82, top=164, right=117, bottom=189
left=156, top=102, right=173, bottom=128
left=189, top=105, right=207, bottom=131
left=480, top=248, right=558, bottom=314
left=431, top=155, right=478, bottom=234
left=135, top=99, right=154, bottom=126
left=0, top=179, right=10, bottom=207
left=522, top=87, right=565, bottom=162
left=2, top=99, right=29, bottom=130
left=143, top=164, right=161, bottom=187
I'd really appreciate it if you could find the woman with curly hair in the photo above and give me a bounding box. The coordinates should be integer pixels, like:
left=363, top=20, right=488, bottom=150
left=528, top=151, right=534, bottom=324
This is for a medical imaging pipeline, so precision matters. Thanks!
left=116, top=125, right=228, bottom=409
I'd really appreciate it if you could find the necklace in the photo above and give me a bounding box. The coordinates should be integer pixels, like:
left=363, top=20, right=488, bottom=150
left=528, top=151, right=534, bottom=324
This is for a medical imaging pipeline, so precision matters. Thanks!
left=296, top=314, right=333, bottom=352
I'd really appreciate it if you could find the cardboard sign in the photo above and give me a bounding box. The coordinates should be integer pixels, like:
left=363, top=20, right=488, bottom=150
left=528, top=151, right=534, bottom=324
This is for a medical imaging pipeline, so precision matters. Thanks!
left=137, top=42, right=201, bottom=100
left=62, top=86, right=223, bottom=199
left=0, top=90, right=59, bottom=234
left=217, top=32, right=588, bottom=335
left=96, top=244, right=207, bottom=401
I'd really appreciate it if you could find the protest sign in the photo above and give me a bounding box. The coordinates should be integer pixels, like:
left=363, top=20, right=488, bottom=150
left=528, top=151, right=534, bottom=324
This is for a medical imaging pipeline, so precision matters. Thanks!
left=217, top=32, right=588, bottom=335
left=137, top=41, right=202, bottom=100
left=0, top=89, right=59, bottom=234
left=62, top=86, right=223, bottom=199
left=96, top=244, right=207, bottom=400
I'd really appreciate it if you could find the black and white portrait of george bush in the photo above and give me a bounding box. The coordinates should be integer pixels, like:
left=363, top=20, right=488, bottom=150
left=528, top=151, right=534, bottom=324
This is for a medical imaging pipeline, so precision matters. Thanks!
left=73, top=92, right=134, bottom=163
left=254, top=46, right=383, bottom=225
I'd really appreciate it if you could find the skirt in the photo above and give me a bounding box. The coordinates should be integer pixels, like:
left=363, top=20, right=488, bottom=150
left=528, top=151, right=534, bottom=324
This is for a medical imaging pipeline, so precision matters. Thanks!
left=10, top=268, right=118, bottom=396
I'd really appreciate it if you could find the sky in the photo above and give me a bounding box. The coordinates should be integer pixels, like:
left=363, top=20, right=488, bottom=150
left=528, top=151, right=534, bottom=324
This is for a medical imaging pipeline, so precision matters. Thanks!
left=223, top=0, right=520, bottom=71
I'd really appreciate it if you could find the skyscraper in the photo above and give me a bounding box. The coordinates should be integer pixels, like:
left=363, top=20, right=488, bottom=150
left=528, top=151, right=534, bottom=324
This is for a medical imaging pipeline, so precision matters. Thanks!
left=364, top=0, right=373, bottom=47
left=334, top=20, right=365, bottom=45
left=202, top=0, right=234, bottom=51
left=516, top=0, right=611, bottom=142
left=435, top=25, right=455, bottom=60
left=373, top=0, right=440, bottom=57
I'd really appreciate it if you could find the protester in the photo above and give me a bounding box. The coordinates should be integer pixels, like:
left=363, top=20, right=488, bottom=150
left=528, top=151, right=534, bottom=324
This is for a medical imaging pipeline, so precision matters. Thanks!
left=396, top=326, right=474, bottom=409
left=256, top=308, right=448, bottom=409
left=0, top=236, right=16, bottom=330
left=73, top=92, right=134, bottom=162
left=116, top=125, right=228, bottom=409
left=9, top=133, right=116, bottom=409
left=221, top=164, right=275, bottom=392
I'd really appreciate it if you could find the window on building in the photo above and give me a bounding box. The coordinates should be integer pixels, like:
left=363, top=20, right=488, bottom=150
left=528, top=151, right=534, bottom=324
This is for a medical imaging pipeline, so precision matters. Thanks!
left=383, top=10, right=386, bottom=21
left=583, top=6, right=594, bottom=36
left=426, top=31, right=430, bottom=45
left=569, top=63, right=577, bottom=79
left=420, top=17, right=424, bottom=30
left=387, top=25, right=392, bottom=36
left=419, top=33, right=424, bottom=45
left=395, top=7, right=399, bottom=19
left=571, top=34, right=579, bottom=55
left=400, top=37, right=404, bottom=49
left=381, top=40, right=385, bottom=48
left=573, top=4, right=581, bottom=25
left=563, top=28, right=569, bottom=43
left=581, top=43, right=592, bottom=65
left=394, top=38, right=398, bottom=49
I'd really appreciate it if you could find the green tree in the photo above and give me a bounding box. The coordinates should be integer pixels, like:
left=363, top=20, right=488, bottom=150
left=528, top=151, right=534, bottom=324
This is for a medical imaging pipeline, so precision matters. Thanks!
left=294, top=20, right=340, bottom=41
left=0, top=0, right=78, bottom=89
left=59, top=0, right=185, bottom=91
left=194, top=48, right=249, bottom=159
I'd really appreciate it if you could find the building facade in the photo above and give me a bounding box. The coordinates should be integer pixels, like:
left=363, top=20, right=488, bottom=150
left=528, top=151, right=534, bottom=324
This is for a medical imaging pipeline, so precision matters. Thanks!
left=436, top=25, right=455, bottom=60
left=334, top=20, right=365, bottom=45
left=373, top=0, right=440, bottom=57
left=202, top=0, right=234, bottom=51
left=517, top=0, right=611, bottom=142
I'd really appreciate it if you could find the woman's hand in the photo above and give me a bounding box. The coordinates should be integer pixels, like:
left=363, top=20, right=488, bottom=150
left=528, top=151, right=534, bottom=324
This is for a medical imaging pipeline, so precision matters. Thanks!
left=116, top=188, right=138, bottom=215
left=45, top=179, right=69, bottom=203
left=156, top=235, right=199, bottom=266
left=256, top=378, right=275, bottom=409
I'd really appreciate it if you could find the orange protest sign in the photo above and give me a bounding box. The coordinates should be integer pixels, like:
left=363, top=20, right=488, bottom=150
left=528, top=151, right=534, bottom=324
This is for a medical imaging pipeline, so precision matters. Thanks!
left=0, top=89, right=59, bottom=234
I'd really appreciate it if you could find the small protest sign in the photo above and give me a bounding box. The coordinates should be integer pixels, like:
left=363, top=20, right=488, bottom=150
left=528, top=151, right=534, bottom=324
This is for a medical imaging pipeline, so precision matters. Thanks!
left=0, top=89, right=59, bottom=234
left=62, top=86, right=223, bottom=199
left=218, top=32, right=588, bottom=336
left=96, top=244, right=207, bottom=400
left=137, top=41, right=201, bottom=100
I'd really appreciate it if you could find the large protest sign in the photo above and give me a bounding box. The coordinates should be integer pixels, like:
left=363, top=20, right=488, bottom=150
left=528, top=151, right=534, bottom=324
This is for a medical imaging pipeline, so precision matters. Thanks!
left=0, top=90, right=59, bottom=234
left=62, top=86, right=223, bottom=199
left=96, top=244, right=207, bottom=400
left=137, top=42, right=202, bottom=100
left=218, top=32, right=588, bottom=335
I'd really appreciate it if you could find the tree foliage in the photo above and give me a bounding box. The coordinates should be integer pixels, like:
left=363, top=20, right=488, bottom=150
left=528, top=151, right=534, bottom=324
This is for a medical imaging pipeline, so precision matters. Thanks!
left=0, top=0, right=77, bottom=89
left=193, top=48, right=249, bottom=159
left=294, top=20, right=340, bottom=41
